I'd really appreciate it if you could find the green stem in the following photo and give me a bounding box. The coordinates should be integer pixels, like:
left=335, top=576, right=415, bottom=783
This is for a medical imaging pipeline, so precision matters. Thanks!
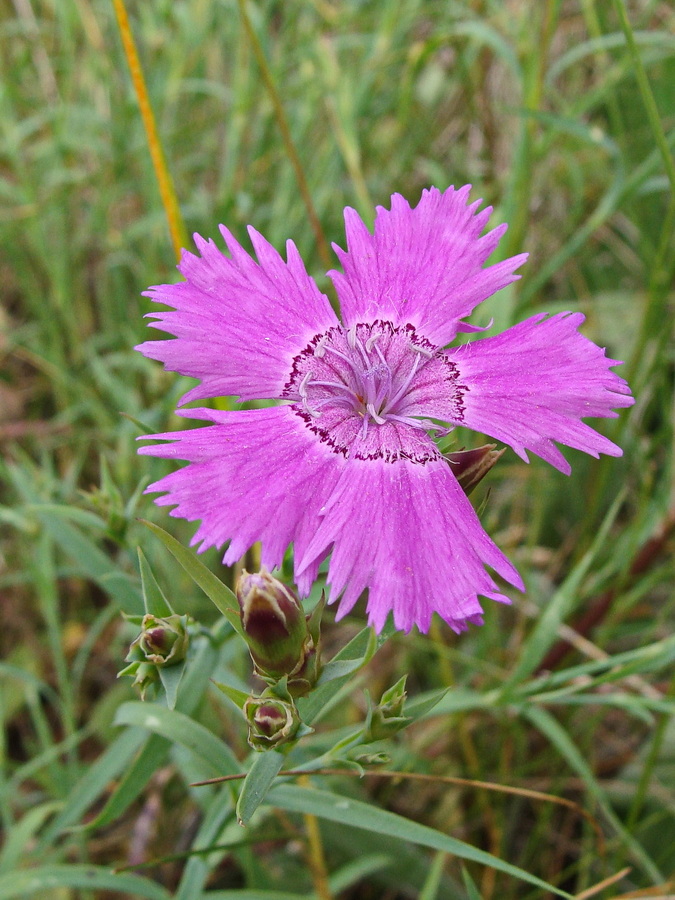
left=612, top=0, right=675, bottom=390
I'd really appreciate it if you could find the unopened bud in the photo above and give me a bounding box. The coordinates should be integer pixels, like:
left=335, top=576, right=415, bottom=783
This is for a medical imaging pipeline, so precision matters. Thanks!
left=236, top=569, right=321, bottom=695
left=127, top=613, right=189, bottom=667
left=366, top=676, right=411, bottom=741
left=244, top=695, right=300, bottom=751
left=446, top=444, right=505, bottom=495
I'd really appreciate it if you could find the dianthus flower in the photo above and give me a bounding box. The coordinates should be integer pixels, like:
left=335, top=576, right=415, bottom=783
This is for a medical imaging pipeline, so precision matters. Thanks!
left=137, top=186, right=634, bottom=633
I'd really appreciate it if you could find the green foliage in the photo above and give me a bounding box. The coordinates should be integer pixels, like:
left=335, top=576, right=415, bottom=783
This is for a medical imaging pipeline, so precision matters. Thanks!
left=1, top=0, right=674, bottom=898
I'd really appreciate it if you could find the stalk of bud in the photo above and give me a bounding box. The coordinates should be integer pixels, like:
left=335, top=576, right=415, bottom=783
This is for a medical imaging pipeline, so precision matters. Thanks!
left=446, top=444, right=505, bottom=495
left=236, top=569, right=321, bottom=696
left=244, top=694, right=300, bottom=751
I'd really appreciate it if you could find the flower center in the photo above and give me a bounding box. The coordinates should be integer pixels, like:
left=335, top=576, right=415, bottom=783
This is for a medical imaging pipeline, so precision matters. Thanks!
left=285, top=321, right=464, bottom=462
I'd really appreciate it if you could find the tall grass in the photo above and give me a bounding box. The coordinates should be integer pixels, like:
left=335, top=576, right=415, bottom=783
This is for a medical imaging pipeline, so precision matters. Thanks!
left=1, top=1, right=674, bottom=898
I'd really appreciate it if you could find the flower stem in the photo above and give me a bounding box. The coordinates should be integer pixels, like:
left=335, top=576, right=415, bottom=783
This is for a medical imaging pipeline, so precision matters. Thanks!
left=112, top=0, right=188, bottom=263
left=237, top=0, right=333, bottom=270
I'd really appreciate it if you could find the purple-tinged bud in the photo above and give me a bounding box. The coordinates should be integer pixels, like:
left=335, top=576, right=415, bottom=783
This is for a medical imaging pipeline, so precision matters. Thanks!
left=244, top=695, right=300, bottom=751
left=446, top=444, right=505, bottom=495
left=236, top=569, right=321, bottom=695
left=127, top=614, right=189, bottom=667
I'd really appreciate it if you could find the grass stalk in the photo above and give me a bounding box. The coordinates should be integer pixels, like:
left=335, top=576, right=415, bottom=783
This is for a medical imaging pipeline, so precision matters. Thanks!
left=298, top=774, right=333, bottom=900
left=111, top=0, right=188, bottom=261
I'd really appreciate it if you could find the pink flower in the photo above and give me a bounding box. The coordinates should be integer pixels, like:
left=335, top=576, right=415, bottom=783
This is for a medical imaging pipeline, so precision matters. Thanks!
left=137, top=186, right=634, bottom=633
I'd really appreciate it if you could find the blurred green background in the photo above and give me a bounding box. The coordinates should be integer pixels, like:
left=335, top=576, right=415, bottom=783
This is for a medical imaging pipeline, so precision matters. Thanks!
left=1, top=1, right=674, bottom=898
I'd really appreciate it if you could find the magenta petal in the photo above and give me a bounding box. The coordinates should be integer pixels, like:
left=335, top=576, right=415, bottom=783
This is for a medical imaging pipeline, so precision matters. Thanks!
left=137, top=228, right=338, bottom=404
left=448, top=312, right=635, bottom=474
left=139, top=405, right=344, bottom=590
left=298, top=456, right=523, bottom=634
left=329, top=186, right=527, bottom=346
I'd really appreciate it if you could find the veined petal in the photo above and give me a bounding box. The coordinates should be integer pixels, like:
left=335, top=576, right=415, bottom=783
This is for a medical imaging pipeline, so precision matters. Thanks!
left=137, top=228, right=338, bottom=404
left=138, top=405, right=344, bottom=593
left=329, top=186, right=527, bottom=346
left=447, top=312, right=635, bottom=474
left=298, top=455, right=523, bottom=634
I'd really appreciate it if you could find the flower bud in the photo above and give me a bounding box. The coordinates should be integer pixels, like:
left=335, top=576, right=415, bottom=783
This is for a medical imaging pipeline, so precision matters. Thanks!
left=244, top=695, right=300, bottom=751
left=446, top=444, right=505, bottom=495
left=236, top=569, right=321, bottom=695
left=366, top=676, right=411, bottom=741
left=127, top=613, right=190, bottom=667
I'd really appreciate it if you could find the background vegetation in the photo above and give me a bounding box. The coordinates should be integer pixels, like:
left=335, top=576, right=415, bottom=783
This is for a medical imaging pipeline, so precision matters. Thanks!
left=1, top=0, right=674, bottom=897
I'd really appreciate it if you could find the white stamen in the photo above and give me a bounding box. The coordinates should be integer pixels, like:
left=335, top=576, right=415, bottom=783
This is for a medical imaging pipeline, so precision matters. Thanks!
left=365, top=332, right=382, bottom=352
left=411, top=342, right=434, bottom=359
left=366, top=403, right=387, bottom=425
left=347, top=323, right=358, bottom=348
left=298, top=370, right=313, bottom=398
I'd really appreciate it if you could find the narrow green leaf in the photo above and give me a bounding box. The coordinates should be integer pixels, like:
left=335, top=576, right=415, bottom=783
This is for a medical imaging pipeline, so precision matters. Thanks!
left=328, top=854, right=391, bottom=895
left=0, top=864, right=171, bottom=899
left=83, top=734, right=170, bottom=832
left=84, top=630, right=220, bottom=831
left=35, top=510, right=142, bottom=613
left=236, top=750, right=285, bottom=826
left=501, top=491, right=625, bottom=693
left=212, top=679, right=249, bottom=710
left=419, top=851, right=447, bottom=900
left=203, top=893, right=319, bottom=900
left=461, top=865, right=483, bottom=900
left=449, top=20, right=521, bottom=79
left=138, top=547, right=173, bottom=616
left=174, top=785, right=234, bottom=900
left=38, top=727, right=146, bottom=848
left=316, top=656, right=369, bottom=684
left=141, top=520, right=243, bottom=634
left=298, top=623, right=388, bottom=724
left=114, top=701, right=242, bottom=777
left=525, top=706, right=662, bottom=882
left=158, top=662, right=185, bottom=710
left=267, top=785, right=574, bottom=898
left=404, top=688, right=449, bottom=723
left=0, top=802, right=61, bottom=874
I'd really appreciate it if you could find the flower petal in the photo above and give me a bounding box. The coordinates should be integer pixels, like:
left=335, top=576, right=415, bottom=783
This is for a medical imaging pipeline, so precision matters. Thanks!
left=298, top=455, right=523, bottom=633
left=139, top=405, right=344, bottom=593
left=447, top=312, right=635, bottom=474
left=329, top=186, right=527, bottom=346
left=137, top=228, right=339, bottom=404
